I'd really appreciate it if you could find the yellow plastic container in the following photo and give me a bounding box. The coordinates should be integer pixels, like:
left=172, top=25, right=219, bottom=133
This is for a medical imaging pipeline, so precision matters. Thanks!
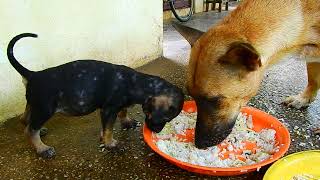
left=263, top=150, right=320, bottom=180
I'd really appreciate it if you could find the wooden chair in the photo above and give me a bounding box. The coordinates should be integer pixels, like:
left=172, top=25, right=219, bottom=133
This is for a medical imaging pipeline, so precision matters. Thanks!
left=204, top=0, right=229, bottom=12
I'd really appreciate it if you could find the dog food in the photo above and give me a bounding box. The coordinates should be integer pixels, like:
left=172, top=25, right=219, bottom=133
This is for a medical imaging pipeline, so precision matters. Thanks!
left=154, top=111, right=279, bottom=168
left=291, top=174, right=318, bottom=180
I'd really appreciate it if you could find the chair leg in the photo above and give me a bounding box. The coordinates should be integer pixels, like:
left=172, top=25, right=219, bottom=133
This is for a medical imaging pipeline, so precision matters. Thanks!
left=218, top=2, right=222, bottom=12
left=225, top=1, right=229, bottom=11
left=206, top=2, right=209, bottom=12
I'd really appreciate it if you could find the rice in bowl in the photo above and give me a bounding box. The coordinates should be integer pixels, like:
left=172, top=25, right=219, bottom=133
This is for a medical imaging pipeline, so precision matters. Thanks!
left=154, top=111, right=279, bottom=168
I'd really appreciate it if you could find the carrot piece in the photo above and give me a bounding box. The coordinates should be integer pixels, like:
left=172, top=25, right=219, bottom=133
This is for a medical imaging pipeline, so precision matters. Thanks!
left=183, top=101, right=197, bottom=113
left=242, top=141, right=258, bottom=154
left=184, top=129, right=194, bottom=142
left=219, top=151, right=230, bottom=160
left=243, top=141, right=257, bottom=150
left=218, top=143, right=229, bottom=150
left=237, top=155, right=246, bottom=162
left=175, top=129, right=194, bottom=142
left=234, top=148, right=243, bottom=155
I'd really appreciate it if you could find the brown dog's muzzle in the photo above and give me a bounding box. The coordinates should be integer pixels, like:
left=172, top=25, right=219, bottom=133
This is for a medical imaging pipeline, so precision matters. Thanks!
left=194, top=97, right=238, bottom=149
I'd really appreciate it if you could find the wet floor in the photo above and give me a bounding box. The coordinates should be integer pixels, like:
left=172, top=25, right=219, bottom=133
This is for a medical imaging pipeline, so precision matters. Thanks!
left=1, top=6, right=320, bottom=180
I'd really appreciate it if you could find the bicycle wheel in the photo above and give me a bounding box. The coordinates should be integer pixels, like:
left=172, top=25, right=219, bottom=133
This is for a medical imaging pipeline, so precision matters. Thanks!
left=169, top=0, right=193, bottom=22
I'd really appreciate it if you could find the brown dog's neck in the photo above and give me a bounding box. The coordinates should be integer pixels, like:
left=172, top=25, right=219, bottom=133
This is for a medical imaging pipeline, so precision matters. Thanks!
left=220, top=0, right=305, bottom=67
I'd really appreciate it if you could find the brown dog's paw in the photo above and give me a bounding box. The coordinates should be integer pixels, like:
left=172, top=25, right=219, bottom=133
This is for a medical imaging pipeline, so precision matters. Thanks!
left=282, top=95, right=311, bottom=109
left=313, top=128, right=320, bottom=135
left=121, top=119, right=140, bottom=130
left=38, top=147, right=56, bottom=159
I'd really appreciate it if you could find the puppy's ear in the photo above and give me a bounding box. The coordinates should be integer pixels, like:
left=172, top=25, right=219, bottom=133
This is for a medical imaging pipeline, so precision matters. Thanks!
left=142, top=96, right=154, bottom=113
left=172, top=22, right=204, bottom=46
left=153, top=95, right=172, bottom=111
left=218, top=43, right=261, bottom=71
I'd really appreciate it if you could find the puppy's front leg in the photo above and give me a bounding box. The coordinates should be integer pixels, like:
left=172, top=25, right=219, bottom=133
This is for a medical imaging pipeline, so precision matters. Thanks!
left=117, top=108, right=139, bottom=129
left=100, top=108, right=118, bottom=148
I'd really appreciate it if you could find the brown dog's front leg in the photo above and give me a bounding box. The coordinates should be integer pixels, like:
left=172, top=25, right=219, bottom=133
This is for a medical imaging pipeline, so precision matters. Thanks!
left=100, top=108, right=118, bottom=148
left=283, top=62, right=320, bottom=108
left=117, top=108, right=140, bottom=130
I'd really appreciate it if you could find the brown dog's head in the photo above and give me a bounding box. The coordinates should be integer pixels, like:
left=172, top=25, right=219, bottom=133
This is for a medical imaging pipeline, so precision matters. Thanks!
left=173, top=23, right=264, bottom=148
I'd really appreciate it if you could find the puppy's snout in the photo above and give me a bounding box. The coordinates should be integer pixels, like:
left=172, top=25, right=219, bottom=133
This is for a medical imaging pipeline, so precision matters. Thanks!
left=151, top=125, right=165, bottom=133
left=145, top=119, right=166, bottom=133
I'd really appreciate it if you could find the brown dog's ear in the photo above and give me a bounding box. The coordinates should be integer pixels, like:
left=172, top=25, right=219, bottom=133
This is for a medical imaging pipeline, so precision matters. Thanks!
left=172, top=22, right=204, bottom=46
left=219, top=43, right=261, bottom=71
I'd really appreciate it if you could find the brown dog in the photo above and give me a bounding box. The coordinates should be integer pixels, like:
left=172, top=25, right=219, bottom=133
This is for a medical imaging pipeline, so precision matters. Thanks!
left=173, top=0, right=320, bottom=148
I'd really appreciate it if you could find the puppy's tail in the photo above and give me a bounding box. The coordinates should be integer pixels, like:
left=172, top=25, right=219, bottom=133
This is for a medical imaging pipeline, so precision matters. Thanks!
left=7, top=33, right=37, bottom=79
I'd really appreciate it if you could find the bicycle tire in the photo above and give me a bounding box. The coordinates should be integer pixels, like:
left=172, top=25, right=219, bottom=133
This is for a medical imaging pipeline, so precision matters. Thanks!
left=169, top=0, right=193, bottom=22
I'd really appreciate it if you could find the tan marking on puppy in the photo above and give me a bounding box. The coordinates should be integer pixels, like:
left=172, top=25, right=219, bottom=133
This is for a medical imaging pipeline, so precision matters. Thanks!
left=153, top=95, right=173, bottom=110
left=25, top=127, right=50, bottom=153
left=117, top=108, right=139, bottom=129
left=117, top=108, right=129, bottom=122
left=101, top=128, right=117, bottom=147
left=20, top=104, right=31, bottom=126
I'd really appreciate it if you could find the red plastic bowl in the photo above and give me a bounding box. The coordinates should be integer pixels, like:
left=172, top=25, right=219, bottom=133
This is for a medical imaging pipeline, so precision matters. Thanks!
left=143, top=101, right=290, bottom=176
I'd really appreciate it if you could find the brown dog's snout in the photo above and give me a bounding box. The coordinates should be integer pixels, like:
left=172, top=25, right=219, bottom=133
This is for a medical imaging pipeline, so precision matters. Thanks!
left=194, top=97, right=238, bottom=149
left=195, top=115, right=236, bottom=148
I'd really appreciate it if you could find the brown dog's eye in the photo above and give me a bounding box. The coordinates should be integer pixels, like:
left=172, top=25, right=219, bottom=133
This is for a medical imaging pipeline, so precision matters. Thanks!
left=207, top=96, right=222, bottom=103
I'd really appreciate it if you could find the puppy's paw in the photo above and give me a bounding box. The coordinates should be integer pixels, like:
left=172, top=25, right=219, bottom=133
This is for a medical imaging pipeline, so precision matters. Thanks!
left=40, top=127, right=48, bottom=137
left=282, top=94, right=311, bottom=109
left=38, top=147, right=56, bottom=159
left=101, top=139, right=118, bottom=150
left=121, top=119, right=140, bottom=130
left=99, top=140, right=127, bottom=153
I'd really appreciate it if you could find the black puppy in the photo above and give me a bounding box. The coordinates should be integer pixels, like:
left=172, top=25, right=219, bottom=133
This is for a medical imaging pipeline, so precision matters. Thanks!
left=7, top=33, right=184, bottom=158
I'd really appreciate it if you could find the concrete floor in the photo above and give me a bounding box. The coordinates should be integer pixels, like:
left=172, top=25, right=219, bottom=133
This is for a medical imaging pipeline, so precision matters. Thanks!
left=1, top=7, right=320, bottom=180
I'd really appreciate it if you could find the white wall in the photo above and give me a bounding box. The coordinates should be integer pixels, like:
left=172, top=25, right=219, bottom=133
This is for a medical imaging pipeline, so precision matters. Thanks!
left=0, top=0, right=163, bottom=122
